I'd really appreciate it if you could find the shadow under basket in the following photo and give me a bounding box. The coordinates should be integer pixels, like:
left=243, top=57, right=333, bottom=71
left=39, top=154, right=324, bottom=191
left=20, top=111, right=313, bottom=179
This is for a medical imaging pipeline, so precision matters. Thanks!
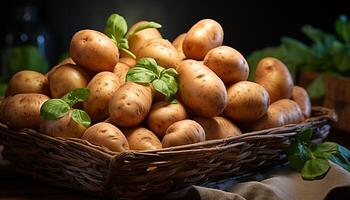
left=0, top=107, right=336, bottom=199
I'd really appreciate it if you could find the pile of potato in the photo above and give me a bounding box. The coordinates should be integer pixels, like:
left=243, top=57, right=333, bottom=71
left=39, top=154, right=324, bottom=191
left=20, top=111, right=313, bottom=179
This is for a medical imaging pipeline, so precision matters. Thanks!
left=0, top=17, right=311, bottom=153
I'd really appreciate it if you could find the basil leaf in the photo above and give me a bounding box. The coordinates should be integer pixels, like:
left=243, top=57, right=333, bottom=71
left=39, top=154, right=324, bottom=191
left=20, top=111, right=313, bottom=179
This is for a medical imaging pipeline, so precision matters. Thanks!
left=126, top=67, right=157, bottom=83
left=313, top=142, right=338, bottom=159
left=117, top=38, right=129, bottom=50
left=61, top=88, right=90, bottom=107
left=152, top=79, right=172, bottom=101
left=135, top=58, right=160, bottom=76
left=160, top=74, right=178, bottom=94
left=301, top=158, right=330, bottom=180
left=302, top=25, right=324, bottom=43
left=104, top=13, right=128, bottom=40
left=329, top=145, right=350, bottom=172
left=306, top=74, right=325, bottom=99
left=335, top=15, right=350, bottom=42
left=126, top=21, right=162, bottom=38
left=40, top=99, right=70, bottom=120
left=287, top=140, right=310, bottom=171
left=297, top=129, right=313, bottom=143
left=72, top=109, right=91, bottom=127
left=161, top=68, right=178, bottom=77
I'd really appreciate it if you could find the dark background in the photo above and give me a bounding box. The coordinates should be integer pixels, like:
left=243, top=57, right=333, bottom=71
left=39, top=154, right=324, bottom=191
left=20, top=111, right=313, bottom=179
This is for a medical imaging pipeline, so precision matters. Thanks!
left=1, top=0, right=350, bottom=67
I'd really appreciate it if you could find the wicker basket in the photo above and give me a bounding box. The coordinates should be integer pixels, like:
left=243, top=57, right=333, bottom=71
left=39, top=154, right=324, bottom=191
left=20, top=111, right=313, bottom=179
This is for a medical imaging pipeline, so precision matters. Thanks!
left=0, top=107, right=336, bottom=199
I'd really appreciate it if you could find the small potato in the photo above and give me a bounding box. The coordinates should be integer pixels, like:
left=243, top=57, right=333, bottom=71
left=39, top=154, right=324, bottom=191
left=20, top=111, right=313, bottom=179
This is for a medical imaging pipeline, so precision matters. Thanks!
left=109, top=82, right=153, bottom=127
left=6, top=70, right=49, bottom=96
left=70, top=29, right=119, bottom=72
left=124, top=127, right=162, bottom=151
left=177, top=60, right=227, bottom=117
left=82, top=122, right=129, bottom=152
left=172, top=33, right=187, bottom=60
left=194, top=116, right=241, bottom=140
left=113, top=62, right=130, bottom=85
left=137, top=38, right=180, bottom=69
left=40, top=110, right=87, bottom=138
left=162, top=119, right=205, bottom=148
left=291, top=86, right=312, bottom=118
left=3, top=94, right=49, bottom=129
left=119, top=57, right=136, bottom=68
left=203, top=46, right=249, bottom=85
left=183, top=19, right=224, bottom=60
left=49, top=64, right=89, bottom=98
left=224, top=81, right=270, bottom=122
left=83, top=72, right=121, bottom=122
left=146, top=101, right=187, bottom=138
left=254, top=57, right=294, bottom=103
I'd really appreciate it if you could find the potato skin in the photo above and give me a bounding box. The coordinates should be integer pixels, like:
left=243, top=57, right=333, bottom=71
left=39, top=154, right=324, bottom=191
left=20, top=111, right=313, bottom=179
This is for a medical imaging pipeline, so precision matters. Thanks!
left=172, top=33, right=187, bottom=60
left=162, top=119, right=205, bottom=148
left=194, top=116, right=241, bottom=140
left=124, top=127, right=162, bottom=151
left=6, top=70, right=49, bottom=96
left=224, top=81, right=270, bottom=122
left=113, top=62, right=130, bottom=85
left=254, top=57, right=294, bottom=103
left=83, top=72, right=121, bottom=122
left=183, top=19, right=224, bottom=60
left=70, top=29, right=119, bottom=72
left=203, top=46, right=249, bottom=85
left=3, top=94, right=49, bottom=129
left=109, top=82, right=153, bottom=127
left=82, top=122, right=129, bottom=152
left=49, top=64, right=89, bottom=98
left=119, top=57, right=136, bottom=68
left=177, top=60, right=227, bottom=117
left=291, top=86, right=312, bottom=118
left=146, top=101, right=187, bottom=138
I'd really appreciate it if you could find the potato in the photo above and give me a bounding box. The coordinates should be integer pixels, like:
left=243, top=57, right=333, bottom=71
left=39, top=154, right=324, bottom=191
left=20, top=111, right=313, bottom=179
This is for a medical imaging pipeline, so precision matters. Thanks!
left=109, top=82, right=153, bottom=127
left=82, top=122, right=129, bottom=152
left=70, top=29, right=119, bottom=72
left=59, top=57, right=75, bottom=65
left=119, top=57, right=136, bottom=68
left=203, top=46, right=249, bottom=85
left=49, top=64, right=89, bottom=98
left=291, top=86, right=312, bottom=118
left=6, top=70, right=49, bottom=96
left=40, top=110, right=87, bottom=138
left=113, top=62, right=130, bottom=85
left=194, top=116, right=241, bottom=140
left=162, top=119, right=205, bottom=148
left=254, top=57, right=294, bottom=103
left=3, top=94, right=49, bottom=129
left=137, top=38, right=180, bottom=69
left=172, top=33, right=187, bottom=60
left=183, top=19, right=224, bottom=60
left=124, top=127, right=162, bottom=151
left=146, top=101, right=187, bottom=138
left=224, top=81, right=270, bottom=122
left=177, top=60, right=227, bottom=117
left=83, top=72, right=121, bottom=122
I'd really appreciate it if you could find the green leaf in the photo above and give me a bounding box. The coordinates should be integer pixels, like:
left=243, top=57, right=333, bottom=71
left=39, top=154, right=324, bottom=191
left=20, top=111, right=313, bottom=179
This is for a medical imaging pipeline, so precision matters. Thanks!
left=287, top=140, right=310, bottom=171
left=72, top=109, right=91, bottom=127
left=161, top=68, right=178, bottom=77
left=40, top=99, right=70, bottom=120
left=117, top=38, right=129, bottom=50
left=329, top=145, right=350, bottom=172
left=160, top=74, right=178, bottom=94
left=152, top=79, right=172, bottom=101
left=126, top=67, right=157, bottom=83
left=302, top=25, right=324, bottom=43
left=335, top=15, right=350, bottom=42
left=104, top=13, right=128, bottom=40
left=61, top=88, right=90, bottom=107
left=301, top=158, right=330, bottom=180
left=0, top=83, right=7, bottom=96
left=306, top=74, right=325, bottom=99
left=126, top=21, right=162, bottom=38
left=120, top=48, right=136, bottom=59
left=297, top=129, right=313, bottom=143
left=135, top=58, right=160, bottom=76
left=313, top=142, right=339, bottom=159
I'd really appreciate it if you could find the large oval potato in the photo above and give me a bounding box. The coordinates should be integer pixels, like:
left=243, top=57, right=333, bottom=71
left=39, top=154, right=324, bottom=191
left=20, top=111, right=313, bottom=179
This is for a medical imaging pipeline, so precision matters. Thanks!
left=113, top=62, right=130, bottom=85
left=49, top=64, right=89, bottom=98
left=183, top=19, right=224, bottom=60
left=224, top=81, right=270, bottom=122
left=162, top=119, right=205, bottom=148
left=203, top=46, right=249, bottom=85
left=172, top=33, right=187, bottom=60
left=146, top=101, right=187, bottom=138
left=109, top=82, right=153, bottom=127
left=124, top=127, right=162, bottom=151
left=3, top=94, right=49, bottom=129
left=70, top=29, right=119, bottom=72
left=6, top=70, right=49, bottom=96
left=254, top=57, right=294, bottom=103
left=83, top=72, right=121, bottom=122
left=291, top=86, right=312, bottom=118
left=177, top=60, right=227, bottom=117
left=82, top=122, right=129, bottom=152
left=194, top=116, right=241, bottom=140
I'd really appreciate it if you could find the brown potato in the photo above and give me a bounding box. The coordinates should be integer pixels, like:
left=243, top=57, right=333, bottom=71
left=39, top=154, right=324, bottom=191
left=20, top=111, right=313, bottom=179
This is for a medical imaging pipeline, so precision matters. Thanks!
left=59, top=57, right=75, bottom=65
left=162, top=119, right=205, bottom=148
left=82, top=122, right=129, bottom=152
left=183, top=19, right=224, bottom=60
left=291, top=86, right=312, bottom=118
left=146, top=101, right=187, bottom=138
left=194, top=116, right=241, bottom=140
left=83, top=72, right=121, bottom=122
left=224, top=81, right=270, bottom=122
left=172, top=33, right=187, bottom=60
left=70, top=29, right=119, bottom=72
left=113, top=62, right=130, bottom=85
left=203, top=46, right=249, bottom=85
left=119, top=57, right=136, bottom=68
left=177, top=60, right=227, bottom=117
left=6, top=70, right=49, bottom=96
left=3, top=94, right=49, bottom=129
left=254, top=57, right=294, bottom=103
left=124, top=127, right=162, bottom=151
left=49, top=64, right=89, bottom=98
